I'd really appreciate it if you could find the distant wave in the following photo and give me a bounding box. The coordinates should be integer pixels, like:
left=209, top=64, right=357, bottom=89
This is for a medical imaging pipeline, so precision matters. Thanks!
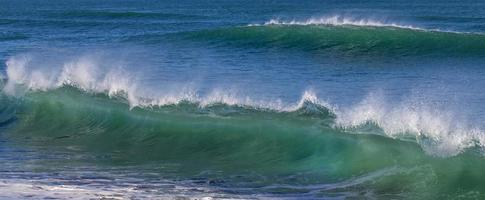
left=174, top=16, right=485, bottom=57
left=253, top=16, right=485, bottom=34
left=2, top=55, right=485, bottom=158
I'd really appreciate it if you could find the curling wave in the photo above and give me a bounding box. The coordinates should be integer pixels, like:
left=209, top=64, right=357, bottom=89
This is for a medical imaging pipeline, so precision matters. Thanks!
left=2, top=55, right=485, bottom=158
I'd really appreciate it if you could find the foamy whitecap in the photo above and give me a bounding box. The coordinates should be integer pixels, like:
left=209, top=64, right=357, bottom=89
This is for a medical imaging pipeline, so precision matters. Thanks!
left=4, top=55, right=140, bottom=106
left=335, top=92, right=485, bottom=156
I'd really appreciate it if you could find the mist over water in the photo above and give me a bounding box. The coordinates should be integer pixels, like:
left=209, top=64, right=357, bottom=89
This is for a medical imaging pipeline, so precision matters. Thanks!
left=1, top=0, right=485, bottom=199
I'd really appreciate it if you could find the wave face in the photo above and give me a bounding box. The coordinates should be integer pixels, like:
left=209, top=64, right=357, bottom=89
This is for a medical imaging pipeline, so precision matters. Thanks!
left=1, top=84, right=485, bottom=198
left=179, top=17, right=485, bottom=57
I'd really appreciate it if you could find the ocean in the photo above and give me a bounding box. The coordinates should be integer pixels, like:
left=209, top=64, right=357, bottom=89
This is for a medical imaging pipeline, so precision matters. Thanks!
left=1, top=0, right=485, bottom=199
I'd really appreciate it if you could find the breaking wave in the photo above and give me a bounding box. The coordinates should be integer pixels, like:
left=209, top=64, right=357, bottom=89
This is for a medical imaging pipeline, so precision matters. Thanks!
left=2, top=55, right=485, bottom=158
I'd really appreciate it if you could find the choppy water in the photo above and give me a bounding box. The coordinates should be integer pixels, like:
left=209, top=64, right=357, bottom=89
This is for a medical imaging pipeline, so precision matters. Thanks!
left=1, top=0, right=485, bottom=199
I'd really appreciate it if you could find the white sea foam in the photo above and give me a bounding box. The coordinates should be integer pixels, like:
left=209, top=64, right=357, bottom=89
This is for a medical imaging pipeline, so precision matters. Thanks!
left=0, top=178, right=221, bottom=200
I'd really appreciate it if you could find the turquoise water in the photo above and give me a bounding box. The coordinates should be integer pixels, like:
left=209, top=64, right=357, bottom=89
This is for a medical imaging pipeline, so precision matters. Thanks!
left=1, top=0, right=485, bottom=199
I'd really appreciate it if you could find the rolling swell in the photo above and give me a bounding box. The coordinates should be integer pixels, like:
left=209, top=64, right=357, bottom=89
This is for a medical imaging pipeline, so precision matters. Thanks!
left=179, top=20, right=485, bottom=57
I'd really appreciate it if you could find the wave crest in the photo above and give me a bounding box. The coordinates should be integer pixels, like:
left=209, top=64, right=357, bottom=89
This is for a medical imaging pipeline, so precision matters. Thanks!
left=257, top=15, right=421, bottom=30
left=3, top=55, right=333, bottom=113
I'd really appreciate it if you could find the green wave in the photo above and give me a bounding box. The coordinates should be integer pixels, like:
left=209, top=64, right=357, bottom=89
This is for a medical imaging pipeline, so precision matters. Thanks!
left=1, top=87, right=485, bottom=198
left=179, top=24, right=485, bottom=57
